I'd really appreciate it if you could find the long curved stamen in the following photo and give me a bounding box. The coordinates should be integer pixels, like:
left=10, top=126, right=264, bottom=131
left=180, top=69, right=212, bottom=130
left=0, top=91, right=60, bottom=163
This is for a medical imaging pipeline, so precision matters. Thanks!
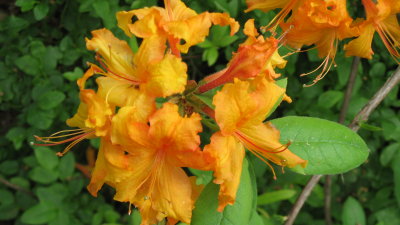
left=34, top=129, right=95, bottom=156
left=376, top=24, right=400, bottom=63
left=261, top=0, right=299, bottom=33
left=300, top=36, right=338, bottom=87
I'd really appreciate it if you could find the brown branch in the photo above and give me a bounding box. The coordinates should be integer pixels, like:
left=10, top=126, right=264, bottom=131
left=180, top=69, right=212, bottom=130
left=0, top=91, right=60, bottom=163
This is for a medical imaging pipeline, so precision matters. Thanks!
left=285, top=65, right=400, bottom=225
left=284, top=175, right=323, bottom=225
left=0, top=177, right=34, bottom=196
left=325, top=57, right=360, bottom=225
left=324, top=175, right=333, bottom=225
left=339, top=57, right=360, bottom=124
left=349, top=66, right=400, bottom=131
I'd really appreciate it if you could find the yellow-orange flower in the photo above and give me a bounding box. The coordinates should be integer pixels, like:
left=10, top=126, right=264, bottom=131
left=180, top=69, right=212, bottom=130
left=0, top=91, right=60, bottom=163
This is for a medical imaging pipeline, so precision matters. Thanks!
left=204, top=77, right=307, bottom=211
left=86, top=28, right=188, bottom=98
left=199, top=19, right=281, bottom=93
left=344, top=0, right=400, bottom=61
left=88, top=103, right=212, bottom=225
left=279, top=0, right=359, bottom=84
left=117, top=0, right=239, bottom=53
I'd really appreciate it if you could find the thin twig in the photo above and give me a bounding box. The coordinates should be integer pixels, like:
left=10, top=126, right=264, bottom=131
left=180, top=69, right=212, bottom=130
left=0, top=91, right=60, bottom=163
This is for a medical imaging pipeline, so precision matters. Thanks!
left=284, top=175, right=323, bottom=225
left=324, top=175, right=333, bottom=225
left=0, top=177, right=34, bottom=196
left=349, top=66, right=400, bottom=131
left=325, top=57, right=360, bottom=225
left=339, top=57, right=360, bottom=124
left=285, top=65, right=400, bottom=225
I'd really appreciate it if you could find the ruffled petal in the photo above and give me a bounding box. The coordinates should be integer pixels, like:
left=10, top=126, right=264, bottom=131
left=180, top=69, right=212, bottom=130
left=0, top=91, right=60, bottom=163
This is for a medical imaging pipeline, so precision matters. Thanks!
left=344, top=23, right=375, bottom=59
left=245, top=0, right=291, bottom=12
left=86, top=29, right=136, bottom=81
left=214, top=77, right=286, bottom=135
left=203, top=132, right=245, bottom=211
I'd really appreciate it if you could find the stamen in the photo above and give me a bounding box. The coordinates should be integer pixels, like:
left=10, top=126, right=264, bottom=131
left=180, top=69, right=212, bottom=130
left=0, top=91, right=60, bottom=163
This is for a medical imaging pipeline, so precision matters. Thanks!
left=95, top=55, right=141, bottom=84
left=34, top=129, right=95, bottom=156
left=235, top=131, right=290, bottom=154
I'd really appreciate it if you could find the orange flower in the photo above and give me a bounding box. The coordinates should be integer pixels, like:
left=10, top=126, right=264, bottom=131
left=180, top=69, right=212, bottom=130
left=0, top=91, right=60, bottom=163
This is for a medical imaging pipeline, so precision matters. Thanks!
left=245, top=0, right=304, bottom=31
left=344, top=0, right=400, bottom=61
left=34, top=65, right=114, bottom=156
left=280, top=0, right=359, bottom=84
left=86, top=28, right=188, bottom=98
left=117, top=0, right=239, bottom=54
left=198, top=19, right=281, bottom=93
left=204, top=77, right=307, bottom=211
left=88, top=103, right=212, bottom=225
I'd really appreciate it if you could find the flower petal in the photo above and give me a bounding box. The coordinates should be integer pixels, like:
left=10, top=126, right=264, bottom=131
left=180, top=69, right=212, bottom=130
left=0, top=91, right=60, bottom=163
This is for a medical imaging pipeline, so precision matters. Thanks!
left=203, top=132, right=245, bottom=211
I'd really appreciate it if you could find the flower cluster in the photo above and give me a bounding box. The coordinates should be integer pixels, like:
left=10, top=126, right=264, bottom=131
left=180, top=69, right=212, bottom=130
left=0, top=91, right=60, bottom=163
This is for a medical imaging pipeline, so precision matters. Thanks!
left=246, top=0, right=400, bottom=85
left=35, top=0, right=315, bottom=224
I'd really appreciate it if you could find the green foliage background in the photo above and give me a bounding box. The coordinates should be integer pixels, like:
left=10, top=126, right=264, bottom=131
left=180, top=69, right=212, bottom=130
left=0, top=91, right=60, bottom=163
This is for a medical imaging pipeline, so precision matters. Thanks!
left=0, top=0, right=399, bottom=224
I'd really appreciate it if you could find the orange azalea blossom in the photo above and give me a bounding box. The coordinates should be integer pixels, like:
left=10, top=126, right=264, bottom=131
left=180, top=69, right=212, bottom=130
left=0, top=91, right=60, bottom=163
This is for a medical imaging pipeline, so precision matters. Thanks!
left=245, top=0, right=305, bottom=31
left=116, top=0, right=239, bottom=54
left=86, top=28, right=188, bottom=98
left=344, top=0, right=400, bottom=61
left=204, top=77, right=307, bottom=211
left=279, top=0, right=359, bottom=85
left=34, top=65, right=114, bottom=156
left=199, top=19, right=283, bottom=93
left=88, top=103, right=213, bottom=225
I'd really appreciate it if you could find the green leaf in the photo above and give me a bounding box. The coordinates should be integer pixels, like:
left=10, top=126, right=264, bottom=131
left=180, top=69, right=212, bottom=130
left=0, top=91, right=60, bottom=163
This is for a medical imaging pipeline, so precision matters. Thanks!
left=43, top=46, right=63, bottom=71
left=28, top=167, right=59, bottom=184
left=317, top=90, right=344, bottom=109
left=5, top=127, right=25, bottom=150
left=37, top=90, right=66, bottom=110
left=392, top=151, right=400, bottom=207
left=63, top=67, right=83, bottom=81
left=204, top=47, right=219, bottom=66
left=58, top=153, right=76, bottom=179
left=380, top=143, right=399, bottom=167
left=369, top=62, right=386, bottom=77
left=248, top=211, right=265, bottom=225
left=257, top=189, right=297, bottom=205
left=270, top=116, right=369, bottom=175
left=21, top=203, right=57, bottom=224
left=192, top=158, right=256, bottom=225
left=0, top=160, right=19, bottom=176
left=342, top=197, right=366, bottom=225
left=36, top=184, right=68, bottom=206
left=189, top=168, right=213, bottom=185
left=15, top=55, right=40, bottom=76
left=0, top=189, right=14, bottom=205
left=93, top=0, right=115, bottom=28
left=15, top=0, right=36, bottom=12
left=0, top=203, right=19, bottom=220
left=33, top=3, right=49, bottom=20
left=34, top=146, right=59, bottom=170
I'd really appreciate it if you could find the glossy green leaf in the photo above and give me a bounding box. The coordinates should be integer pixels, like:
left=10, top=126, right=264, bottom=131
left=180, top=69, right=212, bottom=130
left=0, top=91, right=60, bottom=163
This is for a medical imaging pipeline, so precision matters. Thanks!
left=37, top=90, right=66, bottom=110
left=192, top=158, right=256, bottom=225
left=0, top=160, right=19, bottom=175
left=248, top=211, right=265, bottom=225
left=28, top=167, right=59, bottom=184
left=21, top=203, right=57, bottom=224
left=34, top=3, right=50, bottom=20
left=15, top=0, right=36, bottom=12
left=270, top=116, right=369, bottom=175
left=257, top=189, right=297, bottom=205
left=380, top=143, right=399, bottom=167
left=58, top=153, right=76, bottom=179
left=317, top=90, right=344, bottom=109
left=5, top=127, right=26, bottom=150
left=342, top=197, right=366, bottom=225
left=34, top=146, right=59, bottom=170
left=63, top=67, right=83, bottom=81
left=15, top=55, right=40, bottom=76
